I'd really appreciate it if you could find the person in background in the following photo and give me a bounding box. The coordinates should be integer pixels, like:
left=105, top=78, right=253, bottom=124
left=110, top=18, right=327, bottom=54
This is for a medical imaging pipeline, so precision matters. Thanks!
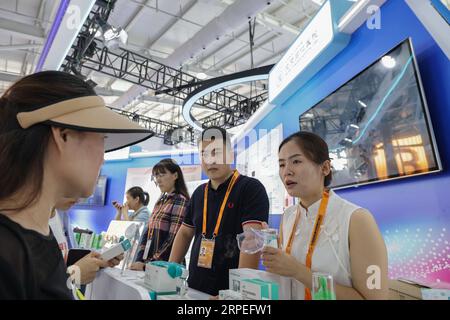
left=113, top=186, right=150, bottom=223
left=0, top=70, right=153, bottom=299
left=130, top=159, right=190, bottom=270
left=261, top=131, right=388, bottom=300
left=49, top=198, right=122, bottom=285
left=49, top=200, right=78, bottom=263
left=169, top=126, right=270, bottom=296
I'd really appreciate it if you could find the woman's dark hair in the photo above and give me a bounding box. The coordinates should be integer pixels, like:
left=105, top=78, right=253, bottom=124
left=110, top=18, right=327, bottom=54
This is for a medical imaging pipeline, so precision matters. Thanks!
left=0, top=71, right=96, bottom=212
left=126, top=187, right=150, bottom=206
left=279, top=131, right=332, bottom=187
left=152, top=159, right=190, bottom=200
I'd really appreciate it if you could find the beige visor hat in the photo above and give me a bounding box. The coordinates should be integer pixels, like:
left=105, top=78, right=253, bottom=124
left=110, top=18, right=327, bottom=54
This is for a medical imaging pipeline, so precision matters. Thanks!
left=16, top=95, right=154, bottom=152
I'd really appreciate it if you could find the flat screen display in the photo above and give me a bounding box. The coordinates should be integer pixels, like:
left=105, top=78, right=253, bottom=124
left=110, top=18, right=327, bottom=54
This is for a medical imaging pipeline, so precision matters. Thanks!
left=299, top=39, right=441, bottom=189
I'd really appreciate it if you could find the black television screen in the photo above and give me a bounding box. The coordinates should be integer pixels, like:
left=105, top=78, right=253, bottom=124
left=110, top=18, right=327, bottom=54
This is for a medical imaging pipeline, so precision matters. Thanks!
left=299, top=39, right=441, bottom=189
left=76, top=175, right=108, bottom=206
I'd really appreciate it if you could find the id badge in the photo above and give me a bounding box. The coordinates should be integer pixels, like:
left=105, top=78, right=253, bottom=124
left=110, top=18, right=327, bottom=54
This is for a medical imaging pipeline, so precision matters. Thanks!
left=197, top=238, right=215, bottom=269
left=143, top=240, right=152, bottom=261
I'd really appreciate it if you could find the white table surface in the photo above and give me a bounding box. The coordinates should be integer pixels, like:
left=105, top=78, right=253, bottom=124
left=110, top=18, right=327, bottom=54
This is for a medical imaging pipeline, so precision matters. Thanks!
left=85, top=267, right=211, bottom=300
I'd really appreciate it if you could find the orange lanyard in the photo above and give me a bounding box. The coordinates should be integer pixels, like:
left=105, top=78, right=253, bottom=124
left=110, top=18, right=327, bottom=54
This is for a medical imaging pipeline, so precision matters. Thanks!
left=279, top=189, right=330, bottom=300
left=202, top=170, right=240, bottom=239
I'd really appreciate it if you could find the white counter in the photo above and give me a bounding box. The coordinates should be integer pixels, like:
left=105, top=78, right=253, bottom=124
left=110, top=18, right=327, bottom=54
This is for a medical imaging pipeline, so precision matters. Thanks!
left=85, top=268, right=211, bottom=300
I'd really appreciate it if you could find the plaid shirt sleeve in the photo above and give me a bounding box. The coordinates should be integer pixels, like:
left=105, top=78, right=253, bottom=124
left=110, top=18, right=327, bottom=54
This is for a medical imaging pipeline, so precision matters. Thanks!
left=152, top=195, right=188, bottom=260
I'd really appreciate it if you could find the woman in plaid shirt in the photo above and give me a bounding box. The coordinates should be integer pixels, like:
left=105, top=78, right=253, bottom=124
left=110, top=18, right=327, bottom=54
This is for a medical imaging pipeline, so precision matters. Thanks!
left=130, top=159, right=190, bottom=270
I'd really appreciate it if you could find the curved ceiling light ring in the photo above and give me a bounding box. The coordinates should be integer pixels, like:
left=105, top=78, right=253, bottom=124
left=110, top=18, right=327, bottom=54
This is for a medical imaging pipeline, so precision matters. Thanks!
left=182, top=65, right=273, bottom=131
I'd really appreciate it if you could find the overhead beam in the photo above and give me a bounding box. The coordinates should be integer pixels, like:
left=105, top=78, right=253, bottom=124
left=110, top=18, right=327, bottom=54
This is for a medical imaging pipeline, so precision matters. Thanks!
left=209, top=33, right=278, bottom=71
left=123, top=0, right=153, bottom=32
left=112, top=0, right=274, bottom=109
left=253, top=20, right=313, bottom=67
left=22, top=0, right=46, bottom=75
left=94, top=86, right=183, bottom=105
left=215, top=15, right=312, bottom=71
left=256, top=12, right=300, bottom=35
left=213, top=0, right=300, bottom=36
left=191, top=0, right=290, bottom=67
left=194, top=0, right=310, bottom=72
left=30, top=0, right=60, bottom=74
left=145, top=0, right=198, bottom=50
left=0, top=71, right=21, bottom=83
left=0, top=17, right=45, bottom=42
left=0, top=44, right=43, bottom=51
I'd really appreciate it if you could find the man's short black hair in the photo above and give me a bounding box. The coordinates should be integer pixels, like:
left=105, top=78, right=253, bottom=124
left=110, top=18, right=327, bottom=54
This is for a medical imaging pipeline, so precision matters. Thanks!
left=198, top=126, right=232, bottom=150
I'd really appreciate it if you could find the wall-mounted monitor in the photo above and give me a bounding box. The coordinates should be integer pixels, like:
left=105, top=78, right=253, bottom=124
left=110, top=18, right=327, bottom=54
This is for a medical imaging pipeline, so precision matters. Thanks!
left=76, top=175, right=108, bottom=206
left=299, top=39, right=442, bottom=189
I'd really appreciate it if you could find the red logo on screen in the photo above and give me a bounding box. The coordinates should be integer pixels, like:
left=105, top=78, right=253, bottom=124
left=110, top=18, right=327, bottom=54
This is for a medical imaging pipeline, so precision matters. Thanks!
left=228, top=202, right=234, bottom=209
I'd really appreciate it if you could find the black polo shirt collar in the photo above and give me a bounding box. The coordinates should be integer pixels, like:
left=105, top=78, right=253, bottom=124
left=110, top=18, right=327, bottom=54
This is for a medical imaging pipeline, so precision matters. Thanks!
left=207, top=171, right=236, bottom=192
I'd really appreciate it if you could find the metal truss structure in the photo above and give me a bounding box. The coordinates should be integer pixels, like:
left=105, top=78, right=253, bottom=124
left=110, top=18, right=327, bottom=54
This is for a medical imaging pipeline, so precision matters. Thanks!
left=110, top=107, right=197, bottom=145
left=61, top=0, right=271, bottom=144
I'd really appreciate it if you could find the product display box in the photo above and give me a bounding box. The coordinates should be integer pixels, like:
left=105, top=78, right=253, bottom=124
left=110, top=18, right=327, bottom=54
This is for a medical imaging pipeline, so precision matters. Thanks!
left=388, top=279, right=430, bottom=300
left=241, top=278, right=279, bottom=300
left=219, top=289, right=243, bottom=300
left=229, top=268, right=292, bottom=300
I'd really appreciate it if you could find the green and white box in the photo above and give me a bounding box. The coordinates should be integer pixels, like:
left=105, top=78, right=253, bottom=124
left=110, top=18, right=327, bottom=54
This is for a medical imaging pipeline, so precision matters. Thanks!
left=229, top=268, right=291, bottom=300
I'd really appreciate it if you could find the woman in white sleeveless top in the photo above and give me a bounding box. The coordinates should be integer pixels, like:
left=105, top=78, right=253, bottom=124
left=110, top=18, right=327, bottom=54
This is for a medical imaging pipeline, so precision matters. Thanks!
left=262, top=132, right=388, bottom=299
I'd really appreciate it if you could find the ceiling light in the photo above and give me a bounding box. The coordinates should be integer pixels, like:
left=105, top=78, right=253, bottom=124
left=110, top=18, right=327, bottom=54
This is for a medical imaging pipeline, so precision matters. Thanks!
left=358, top=100, right=367, bottom=108
left=311, top=0, right=326, bottom=6
left=381, top=55, right=396, bottom=68
left=196, top=72, right=208, bottom=80
left=89, top=26, right=102, bottom=38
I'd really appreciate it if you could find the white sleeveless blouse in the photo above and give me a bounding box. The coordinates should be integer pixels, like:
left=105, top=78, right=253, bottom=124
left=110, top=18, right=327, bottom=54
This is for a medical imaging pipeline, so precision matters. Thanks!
left=281, top=190, right=360, bottom=299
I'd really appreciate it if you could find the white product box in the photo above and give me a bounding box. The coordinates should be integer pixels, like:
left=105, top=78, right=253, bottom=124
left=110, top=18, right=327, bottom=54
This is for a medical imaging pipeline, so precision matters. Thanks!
left=421, top=289, right=450, bottom=300
left=229, top=268, right=292, bottom=300
left=100, top=239, right=131, bottom=261
left=144, top=263, right=183, bottom=293
left=240, top=279, right=278, bottom=300
left=219, top=289, right=243, bottom=300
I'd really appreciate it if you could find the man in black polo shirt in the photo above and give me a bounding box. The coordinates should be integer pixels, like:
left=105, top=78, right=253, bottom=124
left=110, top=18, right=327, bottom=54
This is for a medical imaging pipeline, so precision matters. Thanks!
left=169, top=126, right=269, bottom=296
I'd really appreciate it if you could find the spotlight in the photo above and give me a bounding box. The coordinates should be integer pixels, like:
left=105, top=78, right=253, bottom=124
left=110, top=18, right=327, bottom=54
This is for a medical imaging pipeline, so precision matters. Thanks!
left=381, top=55, right=396, bottom=69
left=96, top=17, right=128, bottom=50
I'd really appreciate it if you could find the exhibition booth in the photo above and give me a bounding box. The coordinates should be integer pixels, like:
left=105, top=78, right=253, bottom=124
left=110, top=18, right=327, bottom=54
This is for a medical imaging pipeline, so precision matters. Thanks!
left=2, top=0, right=448, bottom=302
left=63, top=0, right=450, bottom=301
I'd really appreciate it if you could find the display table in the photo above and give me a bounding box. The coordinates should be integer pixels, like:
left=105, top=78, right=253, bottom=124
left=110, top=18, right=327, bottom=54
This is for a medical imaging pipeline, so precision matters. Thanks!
left=85, top=268, right=211, bottom=300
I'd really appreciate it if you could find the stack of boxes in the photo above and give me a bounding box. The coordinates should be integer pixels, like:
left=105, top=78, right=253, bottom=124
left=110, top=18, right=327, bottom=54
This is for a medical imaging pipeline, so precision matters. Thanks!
left=219, top=268, right=292, bottom=300
left=73, top=227, right=108, bottom=250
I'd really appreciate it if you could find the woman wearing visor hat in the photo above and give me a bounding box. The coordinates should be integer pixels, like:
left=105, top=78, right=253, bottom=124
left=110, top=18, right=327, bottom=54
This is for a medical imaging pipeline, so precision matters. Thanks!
left=0, top=71, right=154, bottom=299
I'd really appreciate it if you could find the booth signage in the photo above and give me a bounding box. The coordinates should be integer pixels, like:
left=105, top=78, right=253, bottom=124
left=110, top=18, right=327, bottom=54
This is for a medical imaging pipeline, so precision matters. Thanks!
left=268, top=0, right=353, bottom=106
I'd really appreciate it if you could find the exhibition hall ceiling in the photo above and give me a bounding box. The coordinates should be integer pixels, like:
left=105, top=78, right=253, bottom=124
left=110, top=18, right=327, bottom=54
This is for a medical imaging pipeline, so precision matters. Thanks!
left=0, top=0, right=321, bottom=130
